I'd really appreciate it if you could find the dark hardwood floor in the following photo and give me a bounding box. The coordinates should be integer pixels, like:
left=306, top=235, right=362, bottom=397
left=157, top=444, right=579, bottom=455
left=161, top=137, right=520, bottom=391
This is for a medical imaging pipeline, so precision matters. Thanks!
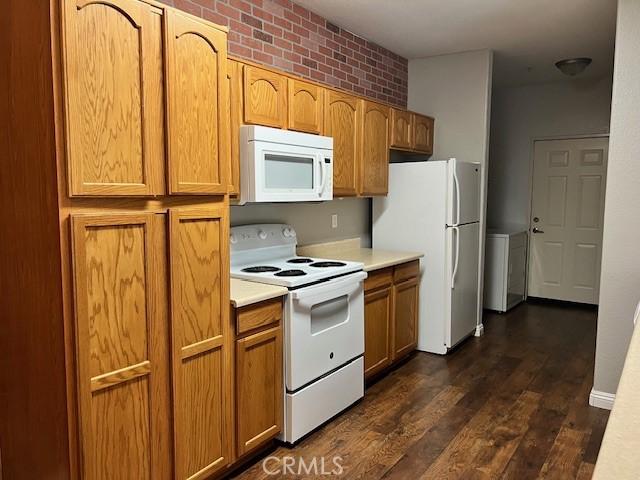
left=233, top=301, right=609, bottom=479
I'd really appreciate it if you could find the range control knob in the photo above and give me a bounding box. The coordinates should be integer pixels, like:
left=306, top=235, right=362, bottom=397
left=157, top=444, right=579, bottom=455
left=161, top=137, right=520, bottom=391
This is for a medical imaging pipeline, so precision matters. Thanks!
left=230, top=234, right=238, bottom=244
left=258, top=230, right=268, bottom=240
left=283, top=227, right=296, bottom=238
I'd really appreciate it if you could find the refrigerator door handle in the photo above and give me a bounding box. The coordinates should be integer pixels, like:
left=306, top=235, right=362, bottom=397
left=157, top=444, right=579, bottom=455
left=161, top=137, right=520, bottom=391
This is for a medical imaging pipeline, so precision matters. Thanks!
left=452, top=159, right=461, bottom=226
left=451, top=226, right=460, bottom=289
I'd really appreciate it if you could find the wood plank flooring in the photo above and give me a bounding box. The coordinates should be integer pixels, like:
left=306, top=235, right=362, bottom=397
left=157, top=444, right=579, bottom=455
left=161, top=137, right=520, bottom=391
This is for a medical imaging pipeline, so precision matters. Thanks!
left=232, top=301, right=609, bottom=479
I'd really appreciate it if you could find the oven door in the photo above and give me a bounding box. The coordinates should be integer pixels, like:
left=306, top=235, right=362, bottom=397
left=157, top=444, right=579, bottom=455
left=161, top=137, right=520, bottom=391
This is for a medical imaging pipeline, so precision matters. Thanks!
left=249, top=141, right=332, bottom=203
left=285, top=271, right=366, bottom=391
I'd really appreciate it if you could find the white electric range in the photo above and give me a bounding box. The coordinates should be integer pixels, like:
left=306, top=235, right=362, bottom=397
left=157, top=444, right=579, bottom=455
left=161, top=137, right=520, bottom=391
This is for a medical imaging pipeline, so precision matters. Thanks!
left=230, top=224, right=366, bottom=444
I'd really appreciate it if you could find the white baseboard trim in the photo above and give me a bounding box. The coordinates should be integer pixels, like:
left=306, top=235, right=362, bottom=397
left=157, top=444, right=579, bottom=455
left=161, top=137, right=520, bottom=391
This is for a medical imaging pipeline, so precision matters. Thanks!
left=474, top=323, right=484, bottom=337
left=589, top=388, right=616, bottom=410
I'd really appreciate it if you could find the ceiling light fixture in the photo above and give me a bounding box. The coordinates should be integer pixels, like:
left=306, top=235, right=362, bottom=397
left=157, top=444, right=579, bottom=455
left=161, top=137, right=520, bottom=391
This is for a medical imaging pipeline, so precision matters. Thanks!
left=555, top=57, right=592, bottom=76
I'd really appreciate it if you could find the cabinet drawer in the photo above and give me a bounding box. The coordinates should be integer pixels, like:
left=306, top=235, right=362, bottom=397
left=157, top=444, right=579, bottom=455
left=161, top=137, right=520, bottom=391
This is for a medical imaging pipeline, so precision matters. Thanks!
left=393, top=260, right=420, bottom=283
left=236, top=298, right=282, bottom=335
left=364, top=268, right=393, bottom=292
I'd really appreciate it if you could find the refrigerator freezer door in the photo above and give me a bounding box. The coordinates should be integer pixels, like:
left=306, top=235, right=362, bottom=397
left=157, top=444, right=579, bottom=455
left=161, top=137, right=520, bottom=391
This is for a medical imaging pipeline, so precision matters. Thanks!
left=446, top=222, right=480, bottom=348
left=447, top=159, right=481, bottom=226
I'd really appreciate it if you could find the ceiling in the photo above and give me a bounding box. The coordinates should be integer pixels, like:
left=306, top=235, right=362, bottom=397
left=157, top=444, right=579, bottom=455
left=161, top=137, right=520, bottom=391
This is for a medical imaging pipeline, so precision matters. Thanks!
left=294, top=0, right=617, bottom=87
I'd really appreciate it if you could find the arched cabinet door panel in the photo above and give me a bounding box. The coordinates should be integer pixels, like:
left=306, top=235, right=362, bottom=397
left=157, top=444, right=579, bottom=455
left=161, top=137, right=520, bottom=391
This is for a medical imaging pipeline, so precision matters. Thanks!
left=390, top=108, right=412, bottom=150
left=62, top=0, right=164, bottom=196
left=165, top=10, right=229, bottom=195
left=413, top=114, right=434, bottom=154
left=243, top=66, right=287, bottom=128
left=360, top=101, right=390, bottom=196
left=288, top=78, right=323, bottom=134
left=323, top=90, right=361, bottom=197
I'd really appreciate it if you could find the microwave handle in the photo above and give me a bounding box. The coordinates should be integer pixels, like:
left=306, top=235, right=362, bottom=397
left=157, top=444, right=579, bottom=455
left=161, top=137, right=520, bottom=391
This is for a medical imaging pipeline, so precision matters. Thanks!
left=318, top=156, right=327, bottom=196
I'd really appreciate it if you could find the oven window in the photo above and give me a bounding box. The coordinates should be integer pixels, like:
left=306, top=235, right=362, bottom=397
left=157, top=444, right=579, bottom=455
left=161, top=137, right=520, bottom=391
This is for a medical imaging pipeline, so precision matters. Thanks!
left=310, top=295, right=349, bottom=335
left=264, top=154, right=314, bottom=189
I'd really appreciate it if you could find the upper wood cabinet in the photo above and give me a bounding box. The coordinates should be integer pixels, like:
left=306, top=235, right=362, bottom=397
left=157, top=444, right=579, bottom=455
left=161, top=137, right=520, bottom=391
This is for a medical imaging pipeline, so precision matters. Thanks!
left=165, top=10, right=229, bottom=195
left=390, top=109, right=412, bottom=150
left=323, top=90, right=361, bottom=197
left=243, top=65, right=287, bottom=129
left=169, top=206, right=232, bottom=480
left=62, top=0, right=164, bottom=196
left=228, top=59, right=243, bottom=197
left=288, top=78, right=324, bottom=134
left=360, top=101, right=390, bottom=196
left=71, top=212, right=171, bottom=479
left=412, top=113, right=434, bottom=154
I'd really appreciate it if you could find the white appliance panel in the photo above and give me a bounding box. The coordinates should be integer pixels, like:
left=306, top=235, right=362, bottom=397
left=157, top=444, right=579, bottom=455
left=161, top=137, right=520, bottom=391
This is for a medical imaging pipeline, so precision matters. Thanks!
left=283, top=357, right=363, bottom=443
left=285, top=272, right=366, bottom=391
left=446, top=158, right=481, bottom=226
left=373, top=161, right=448, bottom=354
left=446, top=222, right=480, bottom=347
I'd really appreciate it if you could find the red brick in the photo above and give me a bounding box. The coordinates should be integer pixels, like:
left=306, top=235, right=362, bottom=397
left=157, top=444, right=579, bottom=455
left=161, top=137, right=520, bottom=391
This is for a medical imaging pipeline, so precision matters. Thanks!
left=262, top=0, right=285, bottom=17
left=309, top=70, right=325, bottom=82
left=301, top=19, right=317, bottom=33
left=273, top=37, right=292, bottom=50
left=228, top=42, right=252, bottom=58
left=293, top=63, right=310, bottom=76
left=230, top=19, right=252, bottom=35
left=229, top=0, right=252, bottom=13
left=216, top=2, right=241, bottom=20
left=292, top=24, right=310, bottom=38
left=241, top=12, right=262, bottom=29
left=273, top=16, right=292, bottom=30
left=252, top=7, right=273, bottom=23
left=173, top=0, right=202, bottom=16
left=252, top=50, right=273, bottom=64
left=284, top=9, right=301, bottom=24
left=203, top=9, right=229, bottom=26
left=283, top=50, right=301, bottom=64
left=292, top=3, right=309, bottom=19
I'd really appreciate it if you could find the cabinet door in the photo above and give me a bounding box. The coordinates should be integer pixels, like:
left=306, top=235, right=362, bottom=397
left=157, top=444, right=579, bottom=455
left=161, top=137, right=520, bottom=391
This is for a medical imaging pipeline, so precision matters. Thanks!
left=165, top=10, right=229, bottom=194
left=169, top=206, right=232, bottom=480
left=390, top=109, right=412, bottom=150
left=228, top=60, right=243, bottom=197
left=392, top=276, right=419, bottom=360
left=324, top=90, right=361, bottom=196
left=360, top=101, right=390, bottom=196
left=412, top=114, right=434, bottom=154
left=236, top=325, right=283, bottom=457
left=288, top=78, right=323, bottom=134
left=71, top=213, right=171, bottom=480
left=364, top=286, right=393, bottom=379
left=62, top=0, right=164, bottom=196
left=243, top=66, right=287, bottom=128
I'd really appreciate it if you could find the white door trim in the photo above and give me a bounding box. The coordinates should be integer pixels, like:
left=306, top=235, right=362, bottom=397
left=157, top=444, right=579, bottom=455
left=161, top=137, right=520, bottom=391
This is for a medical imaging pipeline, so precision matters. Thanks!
left=525, top=134, right=610, bottom=301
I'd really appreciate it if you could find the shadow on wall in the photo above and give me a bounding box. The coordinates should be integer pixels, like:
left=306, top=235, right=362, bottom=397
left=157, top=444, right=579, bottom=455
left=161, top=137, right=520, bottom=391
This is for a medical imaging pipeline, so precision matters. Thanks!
left=230, top=197, right=371, bottom=247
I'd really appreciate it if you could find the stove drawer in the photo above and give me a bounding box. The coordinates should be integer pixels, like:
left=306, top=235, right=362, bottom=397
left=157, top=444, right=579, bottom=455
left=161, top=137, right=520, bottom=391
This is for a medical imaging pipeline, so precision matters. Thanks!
left=285, top=271, right=366, bottom=391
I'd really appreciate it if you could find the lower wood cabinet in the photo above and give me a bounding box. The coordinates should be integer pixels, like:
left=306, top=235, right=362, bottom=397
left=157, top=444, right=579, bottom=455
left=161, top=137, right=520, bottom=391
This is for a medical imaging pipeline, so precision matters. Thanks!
left=232, top=298, right=284, bottom=459
left=364, top=260, right=420, bottom=379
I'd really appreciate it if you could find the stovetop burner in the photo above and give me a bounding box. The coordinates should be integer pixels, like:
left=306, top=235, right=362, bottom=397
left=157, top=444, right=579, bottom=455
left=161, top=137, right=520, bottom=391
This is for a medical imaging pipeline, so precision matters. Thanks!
left=310, top=261, right=347, bottom=268
left=274, top=269, right=307, bottom=277
left=242, top=266, right=281, bottom=273
left=287, top=258, right=314, bottom=264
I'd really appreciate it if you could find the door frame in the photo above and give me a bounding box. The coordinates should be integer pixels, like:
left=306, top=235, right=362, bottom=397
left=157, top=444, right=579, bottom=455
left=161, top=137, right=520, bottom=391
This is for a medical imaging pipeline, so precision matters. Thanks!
left=525, top=133, right=610, bottom=300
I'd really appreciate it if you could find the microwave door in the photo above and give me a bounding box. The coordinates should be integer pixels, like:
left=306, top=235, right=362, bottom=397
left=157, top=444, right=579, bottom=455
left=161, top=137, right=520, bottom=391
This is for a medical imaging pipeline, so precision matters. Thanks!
left=259, top=148, right=319, bottom=202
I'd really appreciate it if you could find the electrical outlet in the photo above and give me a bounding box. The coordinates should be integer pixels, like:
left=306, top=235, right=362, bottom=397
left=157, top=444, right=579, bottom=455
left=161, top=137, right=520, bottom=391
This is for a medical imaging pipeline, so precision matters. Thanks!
left=331, top=214, right=338, bottom=229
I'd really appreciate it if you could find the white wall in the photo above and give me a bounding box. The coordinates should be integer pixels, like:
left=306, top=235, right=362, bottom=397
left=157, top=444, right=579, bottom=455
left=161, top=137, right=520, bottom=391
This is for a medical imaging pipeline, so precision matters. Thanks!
left=488, top=78, right=612, bottom=229
left=408, top=49, right=493, bottom=330
left=231, top=197, right=370, bottom=246
left=593, top=0, right=640, bottom=398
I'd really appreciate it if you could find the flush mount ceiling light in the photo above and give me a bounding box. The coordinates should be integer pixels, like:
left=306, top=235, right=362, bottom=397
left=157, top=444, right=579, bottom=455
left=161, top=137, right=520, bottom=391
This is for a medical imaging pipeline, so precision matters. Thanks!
left=555, top=57, right=593, bottom=76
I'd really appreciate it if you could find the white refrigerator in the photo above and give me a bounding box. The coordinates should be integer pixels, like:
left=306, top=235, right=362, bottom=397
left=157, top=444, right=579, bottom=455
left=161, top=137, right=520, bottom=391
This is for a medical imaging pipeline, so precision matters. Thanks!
left=373, top=158, right=481, bottom=354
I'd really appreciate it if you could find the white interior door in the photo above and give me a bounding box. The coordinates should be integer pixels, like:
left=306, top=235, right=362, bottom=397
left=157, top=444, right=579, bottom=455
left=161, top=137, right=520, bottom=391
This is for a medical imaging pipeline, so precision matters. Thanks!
left=528, top=137, right=608, bottom=304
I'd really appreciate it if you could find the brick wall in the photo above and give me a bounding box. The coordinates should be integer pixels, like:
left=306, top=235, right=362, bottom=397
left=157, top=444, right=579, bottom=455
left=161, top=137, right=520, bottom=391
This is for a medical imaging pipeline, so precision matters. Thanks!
left=160, top=0, right=408, bottom=107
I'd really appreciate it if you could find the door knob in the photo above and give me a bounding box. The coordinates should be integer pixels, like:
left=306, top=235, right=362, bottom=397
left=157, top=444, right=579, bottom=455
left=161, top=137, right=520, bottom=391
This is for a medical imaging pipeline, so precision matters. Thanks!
left=532, top=227, right=545, bottom=234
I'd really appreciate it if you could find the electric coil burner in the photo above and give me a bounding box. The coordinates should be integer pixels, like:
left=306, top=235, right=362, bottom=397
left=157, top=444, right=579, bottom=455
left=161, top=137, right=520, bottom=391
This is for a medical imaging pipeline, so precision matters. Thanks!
left=230, top=224, right=367, bottom=445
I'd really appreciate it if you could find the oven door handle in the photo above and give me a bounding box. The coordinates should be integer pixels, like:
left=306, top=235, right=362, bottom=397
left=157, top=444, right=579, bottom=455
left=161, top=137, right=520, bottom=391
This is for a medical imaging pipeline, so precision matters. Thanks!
left=290, top=271, right=367, bottom=304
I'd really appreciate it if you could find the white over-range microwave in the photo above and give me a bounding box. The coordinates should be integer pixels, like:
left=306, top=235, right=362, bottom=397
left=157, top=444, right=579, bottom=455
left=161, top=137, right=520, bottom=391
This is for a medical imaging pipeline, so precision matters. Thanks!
left=239, top=125, right=333, bottom=204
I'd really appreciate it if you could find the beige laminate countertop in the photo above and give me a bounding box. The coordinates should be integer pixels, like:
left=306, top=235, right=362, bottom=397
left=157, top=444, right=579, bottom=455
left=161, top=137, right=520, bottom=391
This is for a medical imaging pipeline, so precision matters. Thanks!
left=230, top=278, right=288, bottom=308
left=297, top=244, right=423, bottom=272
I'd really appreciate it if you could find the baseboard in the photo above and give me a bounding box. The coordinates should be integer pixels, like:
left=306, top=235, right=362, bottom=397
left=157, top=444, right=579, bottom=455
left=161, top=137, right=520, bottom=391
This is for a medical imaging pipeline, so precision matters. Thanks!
left=589, top=388, right=616, bottom=410
left=474, top=323, right=484, bottom=337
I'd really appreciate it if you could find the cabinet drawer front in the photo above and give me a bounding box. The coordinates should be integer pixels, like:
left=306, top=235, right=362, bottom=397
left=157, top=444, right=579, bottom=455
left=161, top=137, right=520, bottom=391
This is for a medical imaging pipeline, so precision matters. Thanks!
left=393, top=260, right=420, bottom=283
left=364, top=267, right=393, bottom=292
left=236, top=298, right=282, bottom=335
left=62, top=0, right=164, bottom=196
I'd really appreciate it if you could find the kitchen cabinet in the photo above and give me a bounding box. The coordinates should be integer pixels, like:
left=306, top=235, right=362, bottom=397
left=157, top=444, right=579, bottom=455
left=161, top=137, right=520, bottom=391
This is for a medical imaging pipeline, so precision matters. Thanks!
left=71, top=212, right=172, bottom=479
left=412, top=113, right=434, bottom=154
left=169, top=206, right=232, bottom=480
left=390, top=108, right=413, bottom=150
left=288, top=78, right=324, bottom=134
left=232, top=298, right=284, bottom=458
left=323, top=90, right=361, bottom=197
left=243, top=65, right=287, bottom=129
left=360, top=101, right=390, bottom=196
left=363, top=260, right=420, bottom=379
left=228, top=59, right=243, bottom=197
left=62, top=0, right=165, bottom=196
left=165, top=9, right=229, bottom=195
